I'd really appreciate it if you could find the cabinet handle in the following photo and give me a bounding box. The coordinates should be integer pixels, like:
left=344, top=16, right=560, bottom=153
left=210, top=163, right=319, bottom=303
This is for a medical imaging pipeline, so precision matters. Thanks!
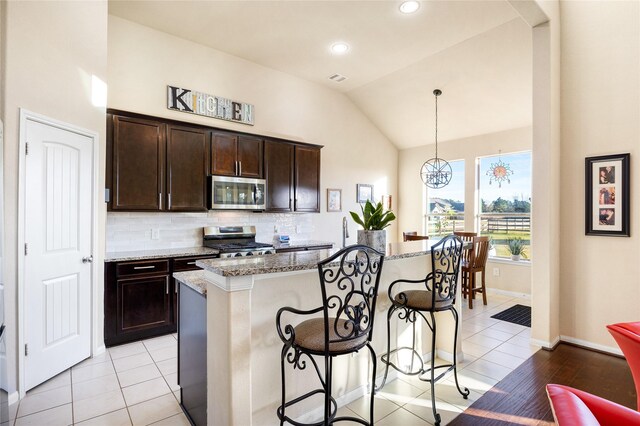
left=186, top=261, right=196, bottom=265
left=158, top=193, right=162, bottom=209
left=166, top=281, right=169, bottom=295
left=168, top=193, right=172, bottom=208
left=239, top=161, right=242, bottom=176
left=235, top=161, right=238, bottom=176
left=133, top=265, right=155, bottom=270
left=175, top=282, right=178, bottom=293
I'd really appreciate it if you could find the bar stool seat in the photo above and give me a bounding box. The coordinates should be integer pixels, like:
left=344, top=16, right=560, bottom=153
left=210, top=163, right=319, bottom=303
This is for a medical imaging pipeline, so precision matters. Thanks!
left=293, top=318, right=369, bottom=354
left=393, top=290, right=453, bottom=311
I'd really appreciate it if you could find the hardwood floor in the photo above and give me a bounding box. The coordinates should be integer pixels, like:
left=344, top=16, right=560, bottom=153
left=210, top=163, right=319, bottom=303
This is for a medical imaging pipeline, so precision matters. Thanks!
left=449, top=343, right=637, bottom=425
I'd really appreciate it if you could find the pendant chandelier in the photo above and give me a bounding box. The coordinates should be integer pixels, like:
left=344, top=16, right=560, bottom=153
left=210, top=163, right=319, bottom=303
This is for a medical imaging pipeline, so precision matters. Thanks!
left=486, top=150, right=514, bottom=188
left=420, top=89, right=452, bottom=189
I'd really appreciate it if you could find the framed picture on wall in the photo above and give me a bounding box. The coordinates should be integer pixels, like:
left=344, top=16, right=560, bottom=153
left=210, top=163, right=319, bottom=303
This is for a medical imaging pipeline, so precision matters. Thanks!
left=585, top=153, right=630, bottom=237
left=357, top=184, right=374, bottom=204
left=327, top=188, right=342, bottom=212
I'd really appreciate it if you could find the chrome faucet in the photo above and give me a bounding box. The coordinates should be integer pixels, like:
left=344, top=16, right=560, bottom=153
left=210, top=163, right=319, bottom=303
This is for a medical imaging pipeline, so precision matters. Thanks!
left=342, top=216, right=350, bottom=248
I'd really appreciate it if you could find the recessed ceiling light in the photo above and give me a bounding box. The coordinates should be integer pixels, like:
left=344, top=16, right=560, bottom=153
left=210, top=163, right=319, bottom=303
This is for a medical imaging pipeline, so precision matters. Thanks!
left=399, top=1, right=420, bottom=14
left=331, top=42, right=350, bottom=55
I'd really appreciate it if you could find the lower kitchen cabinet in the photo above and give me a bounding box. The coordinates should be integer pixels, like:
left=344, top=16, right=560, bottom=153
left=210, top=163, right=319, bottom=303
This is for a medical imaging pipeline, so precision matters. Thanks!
left=105, top=255, right=216, bottom=347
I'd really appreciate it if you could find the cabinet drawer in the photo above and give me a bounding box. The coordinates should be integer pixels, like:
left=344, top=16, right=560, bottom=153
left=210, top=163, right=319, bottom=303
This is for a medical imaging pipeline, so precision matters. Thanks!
left=173, top=256, right=218, bottom=272
left=116, top=259, right=170, bottom=277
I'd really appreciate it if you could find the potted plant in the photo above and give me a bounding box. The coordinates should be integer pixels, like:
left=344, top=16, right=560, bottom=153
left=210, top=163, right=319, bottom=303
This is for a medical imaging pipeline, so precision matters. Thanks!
left=507, top=237, right=526, bottom=261
left=349, top=200, right=396, bottom=252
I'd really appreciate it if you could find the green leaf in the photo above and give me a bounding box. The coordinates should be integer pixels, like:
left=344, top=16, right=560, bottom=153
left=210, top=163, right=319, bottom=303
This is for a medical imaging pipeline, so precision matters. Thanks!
left=350, top=211, right=365, bottom=228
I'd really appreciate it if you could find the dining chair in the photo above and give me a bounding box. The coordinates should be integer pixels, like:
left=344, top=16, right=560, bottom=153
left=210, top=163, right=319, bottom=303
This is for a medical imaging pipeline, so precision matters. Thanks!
left=460, top=236, right=490, bottom=309
left=276, top=245, right=385, bottom=425
left=377, top=235, right=469, bottom=426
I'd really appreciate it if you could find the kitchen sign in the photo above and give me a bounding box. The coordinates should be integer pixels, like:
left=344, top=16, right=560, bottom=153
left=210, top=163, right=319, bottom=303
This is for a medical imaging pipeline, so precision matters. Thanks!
left=167, top=85, right=254, bottom=125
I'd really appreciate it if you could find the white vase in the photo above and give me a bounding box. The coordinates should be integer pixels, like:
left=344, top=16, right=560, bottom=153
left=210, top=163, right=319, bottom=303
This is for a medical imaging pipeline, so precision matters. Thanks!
left=511, top=254, right=521, bottom=261
left=357, top=230, right=386, bottom=253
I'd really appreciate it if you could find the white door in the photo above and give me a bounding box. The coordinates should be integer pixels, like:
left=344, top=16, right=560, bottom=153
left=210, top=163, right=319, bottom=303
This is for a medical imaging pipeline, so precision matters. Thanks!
left=23, top=118, right=93, bottom=390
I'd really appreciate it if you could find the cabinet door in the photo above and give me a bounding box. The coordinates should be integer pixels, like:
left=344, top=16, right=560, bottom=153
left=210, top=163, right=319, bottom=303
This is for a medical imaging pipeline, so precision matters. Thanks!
left=294, top=146, right=321, bottom=212
left=117, top=275, right=171, bottom=335
left=265, top=141, right=294, bottom=212
left=210, top=132, right=237, bottom=176
left=167, top=125, right=208, bottom=211
left=237, top=136, right=263, bottom=178
left=111, top=116, right=165, bottom=210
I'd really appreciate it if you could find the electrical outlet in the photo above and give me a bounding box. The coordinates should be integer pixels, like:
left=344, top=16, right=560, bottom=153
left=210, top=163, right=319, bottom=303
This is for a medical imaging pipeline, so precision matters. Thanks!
left=151, top=228, right=160, bottom=240
left=493, top=267, right=500, bottom=277
left=295, top=225, right=301, bottom=234
left=274, top=225, right=279, bottom=233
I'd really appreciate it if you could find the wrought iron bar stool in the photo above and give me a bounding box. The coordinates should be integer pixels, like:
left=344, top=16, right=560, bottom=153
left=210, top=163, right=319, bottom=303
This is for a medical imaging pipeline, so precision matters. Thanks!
left=276, top=245, right=385, bottom=426
left=377, top=235, right=469, bottom=426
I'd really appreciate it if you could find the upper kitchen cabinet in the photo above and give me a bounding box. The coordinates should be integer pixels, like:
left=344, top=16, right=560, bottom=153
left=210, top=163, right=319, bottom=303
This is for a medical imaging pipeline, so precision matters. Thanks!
left=264, top=141, right=294, bottom=212
left=294, top=146, right=321, bottom=212
left=210, top=133, right=263, bottom=178
left=166, top=125, right=209, bottom=211
left=109, top=114, right=166, bottom=211
left=264, top=141, right=321, bottom=213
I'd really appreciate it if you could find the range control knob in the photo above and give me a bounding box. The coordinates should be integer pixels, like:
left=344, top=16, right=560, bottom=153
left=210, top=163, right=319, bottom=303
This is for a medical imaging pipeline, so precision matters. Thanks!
left=234, top=253, right=243, bottom=257
left=246, top=252, right=254, bottom=256
left=264, top=250, right=275, bottom=255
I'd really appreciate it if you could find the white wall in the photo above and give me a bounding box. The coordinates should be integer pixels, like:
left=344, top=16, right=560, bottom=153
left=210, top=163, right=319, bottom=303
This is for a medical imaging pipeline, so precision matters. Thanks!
left=559, top=1, right=639, bottom=351
left=1, top=1, right=108, bottom=395
left=398, top=127, right=532, bottom=294
left=107, top=16, right=399, bottom=248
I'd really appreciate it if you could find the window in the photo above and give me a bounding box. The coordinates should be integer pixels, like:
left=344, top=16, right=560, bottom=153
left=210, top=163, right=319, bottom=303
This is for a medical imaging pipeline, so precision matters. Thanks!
left=425, top=160, right=465, bottom=236
left=478, top=151, right=532, bottom=260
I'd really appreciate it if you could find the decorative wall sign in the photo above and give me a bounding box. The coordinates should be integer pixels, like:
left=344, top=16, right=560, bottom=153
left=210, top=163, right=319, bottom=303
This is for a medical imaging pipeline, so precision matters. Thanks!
left=357, top=184, right=374, bottom=204
left=585, top=153, right=630, bottom=237
left=327, top=189, right=342, bottom=212
left=167, top=85, right=254, bottom=125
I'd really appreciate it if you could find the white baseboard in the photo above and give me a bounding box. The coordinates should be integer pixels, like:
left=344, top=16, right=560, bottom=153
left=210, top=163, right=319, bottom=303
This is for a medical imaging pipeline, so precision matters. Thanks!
left=485, top=288, right=531, bottom=299
left=559, top=335, right=623, bottom=357
left=7, top=390, right=19, bottom=405
left=530, top=335, right=560, bottom=350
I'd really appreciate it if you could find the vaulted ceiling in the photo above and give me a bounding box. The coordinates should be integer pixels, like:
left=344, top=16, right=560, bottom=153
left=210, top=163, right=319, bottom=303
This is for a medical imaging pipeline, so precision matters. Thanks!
left=109, top=1, right=532, bottom=149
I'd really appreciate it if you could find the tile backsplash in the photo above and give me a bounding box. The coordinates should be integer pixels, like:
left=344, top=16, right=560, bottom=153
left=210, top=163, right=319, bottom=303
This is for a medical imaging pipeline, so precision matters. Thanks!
left=106, top=211, right=315, bottom=253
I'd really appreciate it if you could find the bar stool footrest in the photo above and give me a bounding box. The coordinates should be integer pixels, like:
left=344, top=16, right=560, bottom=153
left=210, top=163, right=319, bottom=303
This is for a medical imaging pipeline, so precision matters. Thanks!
left=418, top=364, right=455, bottom=384
left=277, top=389, right=338, bottom=426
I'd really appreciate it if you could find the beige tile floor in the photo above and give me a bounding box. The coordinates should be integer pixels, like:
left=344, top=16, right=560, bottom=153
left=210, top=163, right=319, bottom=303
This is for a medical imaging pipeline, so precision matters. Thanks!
left=4, top=294, right=538, bottom=426
left=4, top=333, right=187, bottom=426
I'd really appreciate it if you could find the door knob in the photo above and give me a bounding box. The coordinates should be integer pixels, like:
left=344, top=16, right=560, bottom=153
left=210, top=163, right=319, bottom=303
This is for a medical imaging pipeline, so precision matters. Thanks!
left=82, top=256, right=94, bottom=264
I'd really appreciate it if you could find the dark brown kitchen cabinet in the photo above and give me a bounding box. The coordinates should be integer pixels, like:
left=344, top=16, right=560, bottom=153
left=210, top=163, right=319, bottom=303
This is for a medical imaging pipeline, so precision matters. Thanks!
left=110, top=115, right=166, bottom=211
left=210, top=133, right=263, bottom=178
left=108, top=114, right=209, bottom=212
left=264, top=142, right=321, bottom=213
left=105, top=255, right=217, bottom=347
left=265, top=141, right=294, bottom=212
left=105, top=259, right=173, bottom=346
left=294, top=146, right=321, bottom=212
left=167, top=125, right=209, bottom=211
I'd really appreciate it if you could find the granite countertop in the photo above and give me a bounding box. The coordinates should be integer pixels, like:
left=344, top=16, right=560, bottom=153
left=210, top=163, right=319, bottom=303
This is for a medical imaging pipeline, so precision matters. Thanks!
left=271, top=240, right=335, bottom=250
left=197, top=240, right=441, bottom=277
left=105, top=246, right=219, bottom=262
left=174, top=271, right=208, bottom=296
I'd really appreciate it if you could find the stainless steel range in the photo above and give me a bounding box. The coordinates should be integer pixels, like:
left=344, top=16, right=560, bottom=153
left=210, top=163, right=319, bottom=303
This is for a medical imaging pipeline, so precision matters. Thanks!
left=203, top=226, right=275, bottom=258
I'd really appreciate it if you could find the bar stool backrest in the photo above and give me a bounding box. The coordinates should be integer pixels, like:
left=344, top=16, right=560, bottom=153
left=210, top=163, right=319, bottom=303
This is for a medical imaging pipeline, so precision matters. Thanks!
left=317, top=245, right=385, bottom=354
left=430, top=235, right=463, bottom=305
left=471, top=236, right=490, bottom=269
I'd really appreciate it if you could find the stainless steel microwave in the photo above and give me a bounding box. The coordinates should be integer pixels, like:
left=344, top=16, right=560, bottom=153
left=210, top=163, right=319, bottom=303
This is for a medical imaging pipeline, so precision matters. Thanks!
left=209, top=175, right=266, bottom=210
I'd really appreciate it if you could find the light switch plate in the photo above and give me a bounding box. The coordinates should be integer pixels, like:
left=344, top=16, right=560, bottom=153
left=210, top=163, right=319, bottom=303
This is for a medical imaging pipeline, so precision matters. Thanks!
left=151, top=229, right=160, bottom=240
left=493, top=268, right=500, bottom=277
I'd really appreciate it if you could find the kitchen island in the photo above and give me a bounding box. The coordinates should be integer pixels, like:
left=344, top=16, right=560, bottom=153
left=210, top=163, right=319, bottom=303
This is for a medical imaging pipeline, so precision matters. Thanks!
left=174, top=240, right=466, bottom=426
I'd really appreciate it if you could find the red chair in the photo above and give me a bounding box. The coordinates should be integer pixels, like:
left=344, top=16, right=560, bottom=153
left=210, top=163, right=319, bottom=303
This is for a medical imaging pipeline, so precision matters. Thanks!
left=607, top=322, right=640, bottom=410
left=546, top=384, right=640, bottom=426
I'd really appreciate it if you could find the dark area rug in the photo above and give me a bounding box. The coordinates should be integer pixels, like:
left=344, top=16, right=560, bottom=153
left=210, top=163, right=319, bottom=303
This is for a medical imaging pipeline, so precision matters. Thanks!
left=490, top=304, right=531, bottom=327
